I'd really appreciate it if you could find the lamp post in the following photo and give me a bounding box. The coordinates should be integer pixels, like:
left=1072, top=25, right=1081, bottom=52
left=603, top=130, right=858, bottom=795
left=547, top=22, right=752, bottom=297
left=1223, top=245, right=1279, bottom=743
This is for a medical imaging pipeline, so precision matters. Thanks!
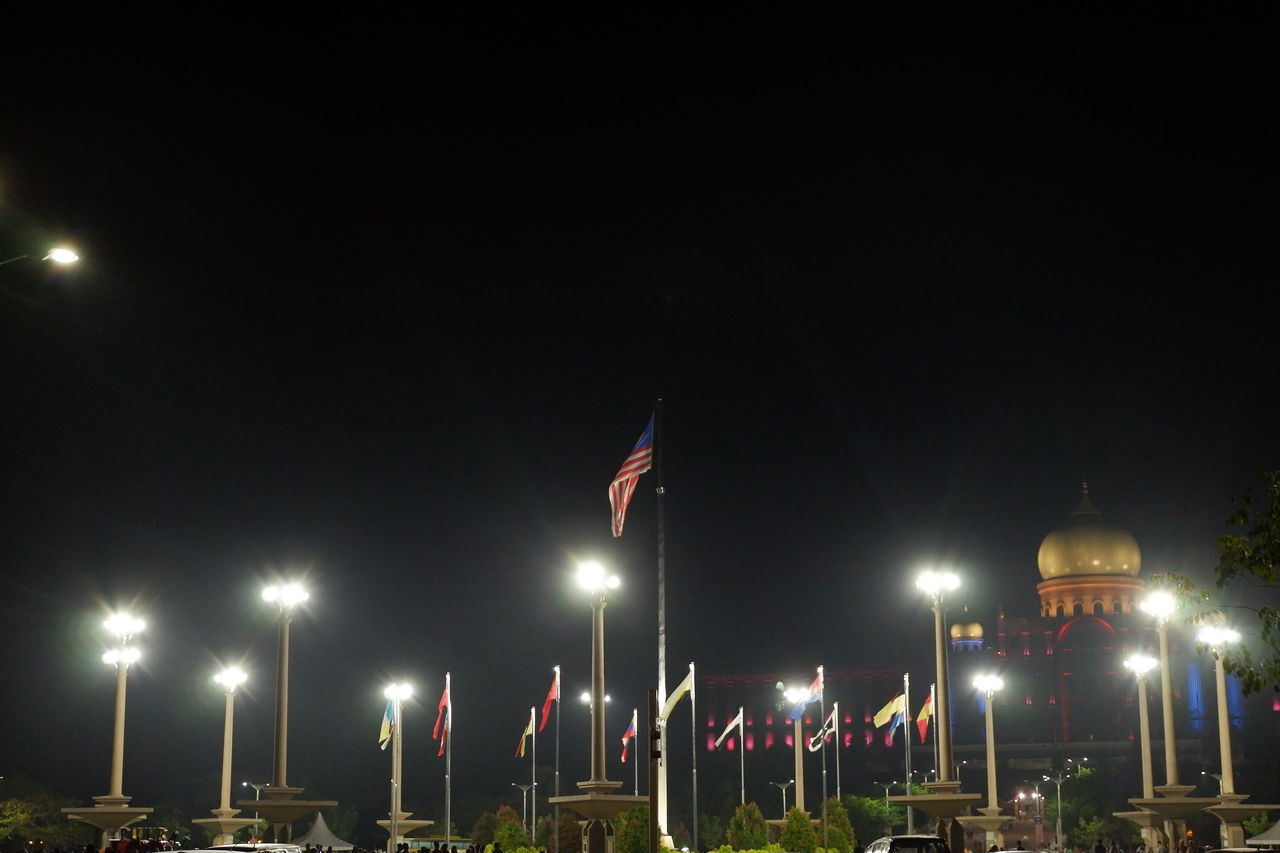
left=1044, top=772, right=1067, bottom=851
left=780, top=683, right=812, bottom=814
left=0, top=247, right=80, bottom=267
left=241, top=782, right=268, bottom=820
left=513, top=783, right=535, bottom=839
left=193, top=668, right=257, bottom=844
left=1124, top=654, right=1159, bottom=799
left=771, top=780, right=794, bottom=818
left=576, top=561, right=620, bottom=793
left=1197, top=626, right=1240, bottom=796
left=877, top=782, right=896, bottom=805
left=102, top=613, right=144, bottom=802
left=1140, top=591, right=1183, bottom=790
left=917, top=570, right=960, bottom=783
left=973, top=675, right=1004, bottom=813
left=262, top=582, right=309, bottom=791
left=385, top=682, right=413, bottom=853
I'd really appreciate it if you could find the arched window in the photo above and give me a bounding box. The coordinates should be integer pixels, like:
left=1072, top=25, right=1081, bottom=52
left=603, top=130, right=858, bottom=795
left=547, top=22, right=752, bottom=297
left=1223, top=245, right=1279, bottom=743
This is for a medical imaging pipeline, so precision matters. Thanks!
left=1092, top=601, right=1104, bottom=616
left=1056, top=605, right=1065, bottom=618
left=1113, top=600, right=1123, bottom=614
left=1073, top=603, right=1084, bottom=616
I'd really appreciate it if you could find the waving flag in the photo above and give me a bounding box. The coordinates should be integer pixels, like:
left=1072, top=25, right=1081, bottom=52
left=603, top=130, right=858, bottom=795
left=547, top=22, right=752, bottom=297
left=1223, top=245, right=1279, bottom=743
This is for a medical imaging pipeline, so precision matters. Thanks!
left=432, top=675, right=450, bottom=757
left=620, top=709, right=638, bottom=761
left=609, top=415, right=654, bottom=537
left=378, top=700, right=394, bottom=751
left=875, top=693, right=907, bottom=743
left=808, top=705, right=838, bottom=752
left=539, top=667, right=560, bottom=732
left=660, top=665, right=694, bottom=721
left=788, top=669, right=823, bottom=722
left=916, top=689, right=934, bottom=743
left=714, top=706, right=743, bottom=750
left=515, top=712, right=535, bottom=758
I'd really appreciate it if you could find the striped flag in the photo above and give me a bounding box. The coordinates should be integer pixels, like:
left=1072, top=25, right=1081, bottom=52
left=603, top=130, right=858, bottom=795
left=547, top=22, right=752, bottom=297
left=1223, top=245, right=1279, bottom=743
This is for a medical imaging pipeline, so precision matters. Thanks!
left=916, top=689, right=934, bottom=743
left=378, top=700, right=394, bottom=751
left=875, top=693, right=907, bottom=743
left=609, top=415, right=654, bottom=537
left=788, top=669, right=823, bottom=722
left=432, top=676, right=450, bottom=757
left=620, top=709, right=638, bottom=762
left=515, top=712, right=535, bottom=758
left=808, top=705, right=837, bottom=752
left=714, top=706, right=743, bottom=750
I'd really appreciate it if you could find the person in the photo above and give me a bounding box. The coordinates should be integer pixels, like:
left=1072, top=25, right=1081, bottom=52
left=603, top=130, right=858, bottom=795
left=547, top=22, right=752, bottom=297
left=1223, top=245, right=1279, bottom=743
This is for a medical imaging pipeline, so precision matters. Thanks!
left=989, top=846, right=999, bottom=852
left=1017, top=842, right=1025, bottom=851
left=1094, top=839, right=1106, bottom=853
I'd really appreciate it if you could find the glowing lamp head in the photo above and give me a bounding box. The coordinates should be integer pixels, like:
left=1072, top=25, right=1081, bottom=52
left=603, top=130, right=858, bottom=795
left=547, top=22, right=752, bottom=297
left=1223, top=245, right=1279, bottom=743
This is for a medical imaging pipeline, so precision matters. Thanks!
left=104, top=612, right=145, bottom=640
left=262, top=582, right=309, bottom=610
left=1123, top=653, right=1158, bottom=677
left=102, top=647, right=141, bottom=666
left=384, top=682, right=413, bottom=701
left=576, top=561, right=619, bottom=593
left=916, top=569, right=961, bottom=598
left=1140, top=590, right=1176, bottom=621
left=45, top=247, right=80, bottom=264
left=973, top=674, right=1004, bottom=695
left=215, top=667, right=248, bottom=691
left=783, top=685, right=809, bottom=705
left=1197, top=625, right=1240, bottom=648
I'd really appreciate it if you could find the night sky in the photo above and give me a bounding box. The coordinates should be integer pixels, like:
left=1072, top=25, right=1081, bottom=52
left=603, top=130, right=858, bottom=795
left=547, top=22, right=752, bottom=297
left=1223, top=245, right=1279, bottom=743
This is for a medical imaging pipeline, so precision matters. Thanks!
left=3, top=10, right=1277, bottom=841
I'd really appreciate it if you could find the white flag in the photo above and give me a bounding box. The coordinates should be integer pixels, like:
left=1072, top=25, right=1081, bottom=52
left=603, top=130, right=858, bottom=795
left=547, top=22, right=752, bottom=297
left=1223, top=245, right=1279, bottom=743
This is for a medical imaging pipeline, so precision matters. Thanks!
left=714, top=707, right=743, bottom=749
left=807, top=706, right=837, bottom=752
left=660, top=666, right=694, bottom=722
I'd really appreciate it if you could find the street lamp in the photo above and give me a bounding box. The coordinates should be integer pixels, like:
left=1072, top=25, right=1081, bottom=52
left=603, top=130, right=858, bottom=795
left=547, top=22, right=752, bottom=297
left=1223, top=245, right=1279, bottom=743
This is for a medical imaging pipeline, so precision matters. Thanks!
left=262, top=582, right=309, bottom=790
left=575, top=561, right=620, bottom=793
left=1197, top=625, right=1241, bottom=796
left=877, top=781, right=897, bottom=805
left=917, top=569, right=961, bottom=784
left=384, top=682, right=414, bottom=853
left=0, top=247, right=80, bottom=267
left=579, top=691, right=611, bottom=706
left=1044, top=772, right=1068, bottom=851
left=241, top=782, right=268, bottom=820
left=194, top=668, right=256, bottom=844
left=512, top=783, right=536, bottom=839
left=771, top=780, right=795, bottom=817
left=1140, top=590, right=1182, bottom=789
left=102, top=613, right=145, bottom=801
left=779, top=683, right=813, bottom=814
left=973, top=675, right=1004, bottom=814
left=1124, top=653, right=1159, bottom=799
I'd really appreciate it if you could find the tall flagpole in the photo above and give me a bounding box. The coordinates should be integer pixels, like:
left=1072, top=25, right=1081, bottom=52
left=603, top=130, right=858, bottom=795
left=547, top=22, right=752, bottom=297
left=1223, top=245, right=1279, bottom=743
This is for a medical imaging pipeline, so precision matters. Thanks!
left=529, top=706, right=537, bottom=842
left=445, top=672, right=452, bottom=848
left=654, top=399, right=671, bottom=845
left=833, top=701, right=842, bottom=800
left=930, top=683, right=939, bottom=781
left=690, top=662, right=698, bottom=853
left=554, top=665, right=561, bottom=853
left=819, top=666, right=828, bottom=850
left=904, top=673, right=914, bottom=833
left=632, top=708, right=640, bottom=796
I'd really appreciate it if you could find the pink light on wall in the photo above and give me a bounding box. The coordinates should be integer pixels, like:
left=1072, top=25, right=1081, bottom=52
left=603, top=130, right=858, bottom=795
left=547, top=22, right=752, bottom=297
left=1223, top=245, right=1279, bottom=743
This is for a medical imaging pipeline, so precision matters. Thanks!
left=843, top=732, right=853, bottom=748
left=883, top=729, right=894, bottom=747
left=785, top=734, right=794, bottom=748
left=765, top=711, right=774, bottom=726
left=746, top=733, right=755, bottom=751
left=864, top=728, right=873, bottom=746
left=765, top=731, right=775, bottom=749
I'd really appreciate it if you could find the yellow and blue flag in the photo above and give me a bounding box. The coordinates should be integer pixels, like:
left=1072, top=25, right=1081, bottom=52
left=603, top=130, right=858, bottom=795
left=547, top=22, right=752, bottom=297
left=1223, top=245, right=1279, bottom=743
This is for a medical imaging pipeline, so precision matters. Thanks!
left=378, top=700, right=394, bottom=751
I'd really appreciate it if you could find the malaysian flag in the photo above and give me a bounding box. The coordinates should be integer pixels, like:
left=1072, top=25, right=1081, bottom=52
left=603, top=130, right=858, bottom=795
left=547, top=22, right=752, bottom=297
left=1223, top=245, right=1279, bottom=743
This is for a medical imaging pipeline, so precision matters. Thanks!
left=609, top=414, right=654, bottom=537
left=620, top=710, right=638, bottom=762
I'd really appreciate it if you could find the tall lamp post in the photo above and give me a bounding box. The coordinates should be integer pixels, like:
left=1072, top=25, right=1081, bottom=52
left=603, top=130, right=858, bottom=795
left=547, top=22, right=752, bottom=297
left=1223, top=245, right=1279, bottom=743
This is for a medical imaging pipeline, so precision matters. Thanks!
left=376, top=684, right=431, bottom=847
left=548, top=561, right=645, bottom=853
left=1044, top=772, right=1067, bottom=852
left=771, top=780, right=794, bottom=818
left=961, top=674, right=1008, bottom=848
left=513, top=783, right=535, bottom=839
left=241, top=782, right=268, bottom=821
left=62, top=613, right=153, bottom=845
left=1124, top=654, right=1158, bottom=800
left=1197, top=626, right=1240, bottom=796
left=779, top=683, right=812, bottom=814
left=194, top=668, right=257, bottom=844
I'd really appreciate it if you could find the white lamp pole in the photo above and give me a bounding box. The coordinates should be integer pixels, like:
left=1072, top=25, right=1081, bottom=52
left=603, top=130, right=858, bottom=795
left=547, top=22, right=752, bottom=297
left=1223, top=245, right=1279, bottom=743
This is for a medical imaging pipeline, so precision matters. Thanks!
left=973, top=675, right=1004, bottom=812
left=771, top=780, right=794, bottom=818
left=1197, top=626, right=1241, bottom=796
left=214, top=668, right=248, bottom=813
left=576, top=561, right=620, bottom=791
left=1140, top=591, right=1180, bottom=787
left=1124, top=654, right=1159, bottom=799
left=102, top=613, right=144, bottom=799
left=262, top=582, right=309, bottom=789
left=917, top=570, right=961, bottom=783
left=385, top=682, right=413, bottom=853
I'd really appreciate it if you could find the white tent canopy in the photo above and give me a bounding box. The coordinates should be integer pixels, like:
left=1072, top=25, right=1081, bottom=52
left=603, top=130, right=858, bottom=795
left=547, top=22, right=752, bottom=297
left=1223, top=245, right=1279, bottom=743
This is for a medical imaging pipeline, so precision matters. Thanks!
left=1247, top=817, right=1280, bottom=846
left=294, top=812, right=355, bottom=851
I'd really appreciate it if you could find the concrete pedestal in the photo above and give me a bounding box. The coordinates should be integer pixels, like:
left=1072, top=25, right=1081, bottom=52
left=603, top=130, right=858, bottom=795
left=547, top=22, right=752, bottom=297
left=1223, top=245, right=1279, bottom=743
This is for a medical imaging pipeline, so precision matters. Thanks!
left=892, top=782, right=981, bottom=853
left=192, top=809, right=260, bottom=845
left=548, top=793, right=648, bottom=853
left=376, top=811, right=434, bottom=844
left=236, top=787, right=336, bottom=842
left=63, top=795, right=154, bottom=849
left=1204, top=794, right=1278, bottom=848
left=956, top=808, right=1010, bottom=849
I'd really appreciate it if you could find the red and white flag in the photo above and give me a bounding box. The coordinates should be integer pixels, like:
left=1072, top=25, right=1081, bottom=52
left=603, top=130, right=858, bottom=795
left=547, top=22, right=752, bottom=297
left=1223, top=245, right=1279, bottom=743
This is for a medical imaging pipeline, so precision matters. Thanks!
left=609, top=415, right=653, bottom=537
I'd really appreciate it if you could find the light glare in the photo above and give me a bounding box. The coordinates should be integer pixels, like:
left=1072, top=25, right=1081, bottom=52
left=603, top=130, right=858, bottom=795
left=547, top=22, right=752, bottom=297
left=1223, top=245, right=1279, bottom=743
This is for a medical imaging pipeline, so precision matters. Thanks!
left=45, top=247, right=80, bottom=264
left=1197, top=626, right=1240, bottom=648
left=215, top=667, right=248, bottom=690
left=1140, top=590, right=1176, bottom=620
left=384, top=682, right=413, bottom=701
left=1123, top=653, right=1158, bottom=676
left=104, top=613, right=145, bottom=638
left=973, top=674, right=1004, bottom=694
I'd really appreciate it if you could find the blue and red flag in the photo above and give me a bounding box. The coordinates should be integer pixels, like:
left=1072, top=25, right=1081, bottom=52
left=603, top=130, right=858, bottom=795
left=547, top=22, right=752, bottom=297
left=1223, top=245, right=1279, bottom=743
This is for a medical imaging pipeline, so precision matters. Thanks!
left=620, top=710, right=638, bottom=762
left=609, top=415, right=654, bottom=537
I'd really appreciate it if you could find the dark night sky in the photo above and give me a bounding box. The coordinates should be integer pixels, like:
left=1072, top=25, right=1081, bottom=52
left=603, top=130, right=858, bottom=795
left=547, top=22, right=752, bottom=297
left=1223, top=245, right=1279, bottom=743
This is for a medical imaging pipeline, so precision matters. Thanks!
left=2, top=9, right=1278, bottom=840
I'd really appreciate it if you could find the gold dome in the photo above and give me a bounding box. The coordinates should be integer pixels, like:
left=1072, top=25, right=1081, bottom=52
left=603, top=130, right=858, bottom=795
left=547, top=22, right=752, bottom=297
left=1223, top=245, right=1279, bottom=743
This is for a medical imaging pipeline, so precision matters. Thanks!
left=950, top=622, right=984, bottom=639
left=1038, top=486, right=1141, bottom=580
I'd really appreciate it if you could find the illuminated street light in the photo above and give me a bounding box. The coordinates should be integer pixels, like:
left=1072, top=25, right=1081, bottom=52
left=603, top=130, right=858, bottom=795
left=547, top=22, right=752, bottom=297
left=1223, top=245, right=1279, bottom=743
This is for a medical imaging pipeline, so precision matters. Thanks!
left=771, top=780, right=795, bottom=818
left=102, top=613, right=144, bottom=800
left=917, top=569, right=960, bottom=783
left=384, top=682, right=414, bottom=853
left=0, top=246, right=80, bottom=267
left=193, top=667, right=256, bottom=844
left=262, top=581, right=308, bottom=791
left=241, top=781, right=268, bottom=820
left=1124, top=654, right=1159, bottom=800
left=1197, top=626, right=1241, bottom=795
left=1140, top=591, right=1181, bottom=788
left=973, top=675, right=1004, bottom=815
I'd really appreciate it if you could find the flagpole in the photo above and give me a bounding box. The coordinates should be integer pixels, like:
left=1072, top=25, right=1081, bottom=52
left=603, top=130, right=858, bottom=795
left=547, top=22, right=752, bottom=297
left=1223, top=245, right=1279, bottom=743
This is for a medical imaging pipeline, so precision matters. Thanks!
left=690, top=662, right=698, bottom=853
left=445, top=672, right=452, bottom=848
left=632, top=708, right=639, bottom=795
left=530, top=705, right=537, bottom=843
left=554, top=666, right=560, bottom=853
left=737, top=706, right=746, bottom=806
left=833, top=700, right=841, bottom=800
left=654, top=399, right=671, bottom=846
left=819, top=666, right=828, bottom=852
left=930, top=683, right=939, bottom=781
left=904, top=673, right=914, bottom=833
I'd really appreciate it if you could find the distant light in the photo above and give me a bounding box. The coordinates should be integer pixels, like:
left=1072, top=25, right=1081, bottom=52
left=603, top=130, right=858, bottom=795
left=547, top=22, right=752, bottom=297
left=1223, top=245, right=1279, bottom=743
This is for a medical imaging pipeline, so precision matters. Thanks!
left=1124, top=654, right=1158, bottom=677
left=916, top=569, right=961, bottom=596
left=783, top=685, right=808, bottom=705
left=1140, top=591, right=1176, bottom=620
left=44, top=247, right=79, bottom=264
left=973, top=674, right=1004, bottom=695
left=263, top=582, right=309, bottom=608
left=103, top=647, right=141, bottom=666
left=104, top=613, right=145, bottom=639
left=215, top=667, right=248, bottom=691
left=576, top=561, right=619, bottom=592
left=385, top=682, right=413, bottom=701
left=1197, top=626, right=1240, bottom=648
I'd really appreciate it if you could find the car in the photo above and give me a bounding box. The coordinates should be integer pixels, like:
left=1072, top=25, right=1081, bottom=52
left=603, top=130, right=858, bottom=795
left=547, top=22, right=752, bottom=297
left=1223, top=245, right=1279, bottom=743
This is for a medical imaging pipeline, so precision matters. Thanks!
left=864, top=834, right=952, bottom=853
left=206, top=845, right=302, bottom=853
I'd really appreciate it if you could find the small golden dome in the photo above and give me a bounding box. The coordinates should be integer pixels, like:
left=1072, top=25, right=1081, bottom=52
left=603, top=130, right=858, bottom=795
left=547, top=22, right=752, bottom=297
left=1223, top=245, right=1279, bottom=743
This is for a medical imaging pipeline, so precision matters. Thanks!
left=950, top=622, right=984, bottom=639
left=1038, top=485, right=1141, bottom=580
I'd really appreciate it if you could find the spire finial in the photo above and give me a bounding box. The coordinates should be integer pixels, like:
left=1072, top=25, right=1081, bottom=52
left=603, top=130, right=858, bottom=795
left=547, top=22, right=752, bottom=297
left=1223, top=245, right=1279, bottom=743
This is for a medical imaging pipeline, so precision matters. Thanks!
left=1082, top=480, right=1089, bottom=496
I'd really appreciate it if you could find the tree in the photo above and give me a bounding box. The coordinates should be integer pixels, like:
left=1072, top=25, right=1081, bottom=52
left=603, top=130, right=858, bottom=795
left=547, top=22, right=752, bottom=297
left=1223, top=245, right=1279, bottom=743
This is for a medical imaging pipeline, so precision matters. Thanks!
left=471, top=812, right=498, bottom=847
left=1067, top=816, right=1104, bottom=850
left=841, top=795, right=904, bottom=847
left=779, top=806, right=816, bottom=853
left=1164, top=469, right=1280, bottom=693
left=0, top=794, right=93, bottom=853
left=1243, top=811, right=1272, bottom=838
left=699, top=813, right=725, bottom=851
left=493, top=804, right=529, bottom=849
left=612, top=805, right=649, bottom=853
left=727, top=802, right=769, bottom=850
left=552, top=812, right=580, bottom=853
left=824, top=797, right=854, bottom=853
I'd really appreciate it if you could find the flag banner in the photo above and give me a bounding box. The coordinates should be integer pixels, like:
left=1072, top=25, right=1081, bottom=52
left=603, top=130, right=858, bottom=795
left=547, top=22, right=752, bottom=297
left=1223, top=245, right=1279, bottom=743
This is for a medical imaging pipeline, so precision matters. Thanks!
left=886, top=705, right=907, bottom=744
left=714, top=707, right=743, bottom=750
left=807, top=706, right=837, bottom=752
left=873, top=693, right=906, bottom=728
left=916, top=691, right=934, bottom=743
left=660, top=667, right=694, bottom=721
left=609, top=415, right=654, bottom=537
left=620, top=710, right=638, bottom=762
left=787, top=672, right=823, bottom=722
left=378, top=700, right=394, bottom=751
left=539, top=668, right=560, bottom=732
left=515, top=714, right=535, bottom=758
left=432, top=680, right=450, bottom=757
